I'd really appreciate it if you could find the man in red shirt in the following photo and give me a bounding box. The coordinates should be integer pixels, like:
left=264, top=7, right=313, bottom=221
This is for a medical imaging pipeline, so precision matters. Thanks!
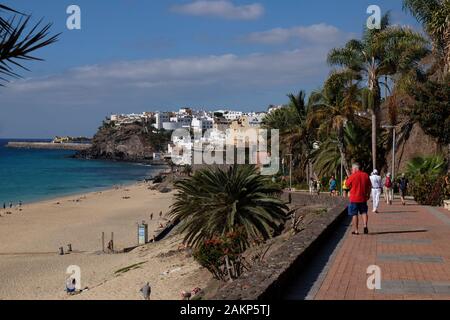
left=345, top=163, right=371, bottom=235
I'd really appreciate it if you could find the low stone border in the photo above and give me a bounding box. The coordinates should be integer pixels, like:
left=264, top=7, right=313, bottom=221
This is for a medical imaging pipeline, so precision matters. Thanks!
left=212, top=193, right=348, bottom=300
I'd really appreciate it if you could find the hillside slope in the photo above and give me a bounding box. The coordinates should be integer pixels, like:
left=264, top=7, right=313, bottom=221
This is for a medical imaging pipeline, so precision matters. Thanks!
left=75, top=124, right=171, bottom=162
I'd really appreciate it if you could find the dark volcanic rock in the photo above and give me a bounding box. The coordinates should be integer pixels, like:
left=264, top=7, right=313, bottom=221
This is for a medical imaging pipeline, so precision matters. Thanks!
left=75, top=124, right=171, bottom=162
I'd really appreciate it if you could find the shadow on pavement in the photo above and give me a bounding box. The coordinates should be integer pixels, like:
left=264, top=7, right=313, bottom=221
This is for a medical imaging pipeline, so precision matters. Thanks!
left=282, top=216, right=351, bottom=300
left=369, top=229, right=428, bottom=235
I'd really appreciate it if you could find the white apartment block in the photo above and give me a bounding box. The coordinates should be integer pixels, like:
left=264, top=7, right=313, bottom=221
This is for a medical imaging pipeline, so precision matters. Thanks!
left=192, top=117, right=214, bottom=131
left=170, top=116, right=192, bottom=128
left=247, top=113, right=266, bottom=127
left=223, top=111, right=243, bottom=121
left=154, top=112, right=170, bottom=130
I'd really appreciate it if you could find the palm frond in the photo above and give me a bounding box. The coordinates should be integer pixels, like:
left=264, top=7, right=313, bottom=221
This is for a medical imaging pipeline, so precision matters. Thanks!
left=0, top=4, right=60, bottom=85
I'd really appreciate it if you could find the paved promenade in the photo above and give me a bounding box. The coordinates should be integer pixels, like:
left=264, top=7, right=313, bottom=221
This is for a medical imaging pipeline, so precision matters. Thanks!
left=314, top=198, right=450, bottom=300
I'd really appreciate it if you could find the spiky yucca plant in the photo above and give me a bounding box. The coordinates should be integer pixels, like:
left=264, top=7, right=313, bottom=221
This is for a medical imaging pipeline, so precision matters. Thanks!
left=169, top=165, right=289, bottom=250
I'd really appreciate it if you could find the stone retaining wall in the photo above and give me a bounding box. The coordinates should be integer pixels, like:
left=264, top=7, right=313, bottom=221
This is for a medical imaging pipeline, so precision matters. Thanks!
left=212, top=192, right=348, bottom=300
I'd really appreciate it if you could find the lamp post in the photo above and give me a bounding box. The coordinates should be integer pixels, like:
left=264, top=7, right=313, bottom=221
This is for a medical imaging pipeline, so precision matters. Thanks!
left=340, top=156, right=344, bottom=196
left=287, top=153, right=293, bottom=191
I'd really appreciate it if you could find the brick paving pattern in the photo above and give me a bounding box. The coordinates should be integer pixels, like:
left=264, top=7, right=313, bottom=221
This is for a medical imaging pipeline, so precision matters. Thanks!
left=314, top=198, right=450, bottom=300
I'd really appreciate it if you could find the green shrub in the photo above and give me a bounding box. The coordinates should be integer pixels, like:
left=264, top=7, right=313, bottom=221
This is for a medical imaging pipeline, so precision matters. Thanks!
left=409, top=175, right=445, bottom=206
left=406, top=156, right=449, bottom=206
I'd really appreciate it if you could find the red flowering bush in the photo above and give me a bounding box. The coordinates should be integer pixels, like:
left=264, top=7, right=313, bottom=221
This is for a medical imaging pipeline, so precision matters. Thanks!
left=193, top=232, right=249, bottom=281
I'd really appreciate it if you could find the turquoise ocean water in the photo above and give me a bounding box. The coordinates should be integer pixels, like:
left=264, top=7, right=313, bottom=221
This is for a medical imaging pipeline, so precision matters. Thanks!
left=0, top=139, right=164, bottom=205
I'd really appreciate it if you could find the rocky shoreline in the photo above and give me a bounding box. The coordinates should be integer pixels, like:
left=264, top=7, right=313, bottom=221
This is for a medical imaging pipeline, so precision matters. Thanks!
left=73, top=123, right=172, bottom=164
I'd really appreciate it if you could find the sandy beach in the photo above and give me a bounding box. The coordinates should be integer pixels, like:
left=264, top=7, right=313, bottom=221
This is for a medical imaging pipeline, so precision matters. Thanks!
left=0, top=183, right=211, bottom=300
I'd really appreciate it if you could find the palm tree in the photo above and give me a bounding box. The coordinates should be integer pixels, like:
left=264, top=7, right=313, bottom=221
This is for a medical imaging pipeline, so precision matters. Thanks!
left=407, top=76, right=450, bottom=171
left=307, top=73, right=362, bottom=176
left=182, top=164, right=193, bottom=177
left=403, top=1, right=450, bottom=171
left=406, top=155, right=446, bottom=179
left=327, top=13, right=429, bottom=170
left=403, top=0, right=450, bottom=77
left=405, top=155, right=448, bottom=205
left=263, top=90, right=312, bottom=180
left=287, top=90, right=307, bottom=123
left=312, top=120, right=373, bottom=178
left=169, top=165, right=289, bottom=250
left=343, top=120, right=372, bottom=171
left=311, top=137, right=341, bottom=178
left=0, top=4, right=59, bottom=85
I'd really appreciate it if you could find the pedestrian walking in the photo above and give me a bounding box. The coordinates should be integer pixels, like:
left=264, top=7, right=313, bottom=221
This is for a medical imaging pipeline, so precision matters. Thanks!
left=329, top=176, right=337, bottom=196
left=316, top=179, right=322, bottom=196
left=382, top=173, right=393, bottom=205
left=140, top=282, right=151, bottom=300
left=309, top=178, right=316, bottom=194
left=370, top=170, right=382, bottom=213
left=345, top=163, right=371, bottom=235
left=342, top=176, right=350, bottom=198
left=398, top=174, right=409, bottom=206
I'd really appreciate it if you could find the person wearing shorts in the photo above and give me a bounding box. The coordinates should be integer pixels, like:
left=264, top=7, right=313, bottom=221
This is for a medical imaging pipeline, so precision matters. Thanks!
left=342, top=176, right=350, bottom=198
left=346, top=163, right=371, bottom=235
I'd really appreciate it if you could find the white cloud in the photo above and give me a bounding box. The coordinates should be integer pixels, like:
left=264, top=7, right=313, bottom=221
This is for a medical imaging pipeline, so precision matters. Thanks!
left=244, top=23, right=354, bottom=45
left=9, top=49, right=327, bottom=94
left=171, top=0, right=264, bottom=20
left=0, top=24, right=353, bottom=137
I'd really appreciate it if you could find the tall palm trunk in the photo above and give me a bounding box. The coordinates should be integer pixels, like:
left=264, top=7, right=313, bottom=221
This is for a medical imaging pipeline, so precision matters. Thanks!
left=368, top=72, right=381, bottom=171
left=371, top=110, right=377, bottom=170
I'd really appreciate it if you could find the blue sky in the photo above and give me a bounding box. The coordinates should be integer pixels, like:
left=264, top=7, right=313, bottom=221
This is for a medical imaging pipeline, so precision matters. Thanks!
left=0, top=0, right=420, bottom=138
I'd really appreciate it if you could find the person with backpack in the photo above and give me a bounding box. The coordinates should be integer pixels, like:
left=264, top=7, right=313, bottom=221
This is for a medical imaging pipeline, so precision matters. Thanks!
left=383, top=173, right=393, bottom=205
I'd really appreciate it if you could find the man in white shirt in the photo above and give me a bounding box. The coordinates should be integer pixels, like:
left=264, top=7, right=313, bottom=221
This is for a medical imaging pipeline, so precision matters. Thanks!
left=370, top=170, right=382, bottom=213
